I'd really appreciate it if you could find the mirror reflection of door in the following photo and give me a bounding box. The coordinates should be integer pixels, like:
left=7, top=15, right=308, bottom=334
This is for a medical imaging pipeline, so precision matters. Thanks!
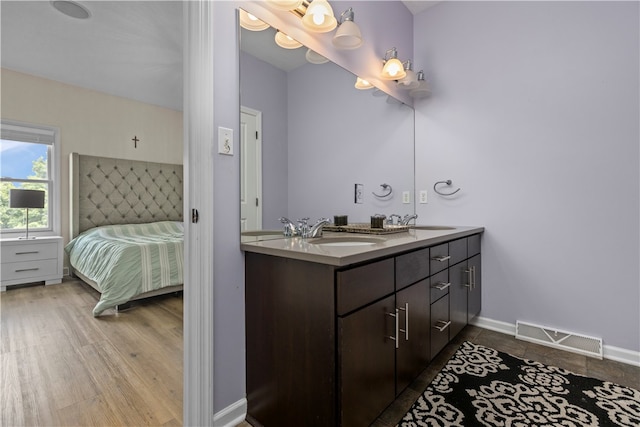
left=241, top=107, right=262, bottom=231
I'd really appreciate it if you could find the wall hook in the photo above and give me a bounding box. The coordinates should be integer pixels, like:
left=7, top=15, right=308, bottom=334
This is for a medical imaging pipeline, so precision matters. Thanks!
left=372, top=183, right=393, bottom=198
left=433, top=180, right=461, bottom=196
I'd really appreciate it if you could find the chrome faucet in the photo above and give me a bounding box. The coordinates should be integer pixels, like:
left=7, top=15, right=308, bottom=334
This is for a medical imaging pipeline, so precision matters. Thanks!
left=303, top=218, right=331, bottom=238
left=400, top=214, right=418, bottom=226
left=387, top=214, right=402, bottom=225
left=279, top=217, right=298, bottom=236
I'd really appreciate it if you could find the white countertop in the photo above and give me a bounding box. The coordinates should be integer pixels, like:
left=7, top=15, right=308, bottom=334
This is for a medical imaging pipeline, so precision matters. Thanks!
left=241, top=226, right=485, bottom=267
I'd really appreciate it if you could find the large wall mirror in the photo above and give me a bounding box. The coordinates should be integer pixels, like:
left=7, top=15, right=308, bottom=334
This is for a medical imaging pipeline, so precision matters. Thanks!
left=239, top=7, right=415, bottom=237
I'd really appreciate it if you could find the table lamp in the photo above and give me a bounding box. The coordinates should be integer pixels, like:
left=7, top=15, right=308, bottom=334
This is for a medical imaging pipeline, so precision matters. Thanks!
left=9, top=189, right=45, bottom=239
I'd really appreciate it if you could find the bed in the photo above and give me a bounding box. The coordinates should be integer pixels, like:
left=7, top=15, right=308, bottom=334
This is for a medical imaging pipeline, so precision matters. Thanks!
left=66, top=153, right=184, bottom=316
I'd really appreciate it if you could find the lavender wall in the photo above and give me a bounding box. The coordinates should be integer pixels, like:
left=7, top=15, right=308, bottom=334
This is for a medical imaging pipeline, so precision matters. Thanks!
left=240, top=52, right=288, bottom=229
left=414, top=1, right=639, bottom=353
left=287, top=61, right=415, bottom=223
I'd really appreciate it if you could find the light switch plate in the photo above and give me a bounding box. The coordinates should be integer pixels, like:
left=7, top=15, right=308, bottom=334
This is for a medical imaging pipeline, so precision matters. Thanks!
left=218, top=127, right=233, bottom=155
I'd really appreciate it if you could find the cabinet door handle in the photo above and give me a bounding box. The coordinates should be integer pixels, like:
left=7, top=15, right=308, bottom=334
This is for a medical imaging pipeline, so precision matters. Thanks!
left=432, top=282, right=451, bottom=291
left=464, top=268, right=472, bottom=289
left=472, top=265, right=477, bottom=289
left=398, top=303, right=409, bottom=341
left=433, top=320, right=451, bottom=332
left=15, top=268, right=39, bottom=272
left=15, top=251, right=39, bottom=255
left=386, top=309, right=399, bottom=349
left=431, top=255, right=450, bottom=262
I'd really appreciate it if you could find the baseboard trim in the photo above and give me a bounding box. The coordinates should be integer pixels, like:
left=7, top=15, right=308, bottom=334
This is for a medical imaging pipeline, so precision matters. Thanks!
left=470, top=316, right=640, bottom=367
left=213, top=398, right=247, bottom=427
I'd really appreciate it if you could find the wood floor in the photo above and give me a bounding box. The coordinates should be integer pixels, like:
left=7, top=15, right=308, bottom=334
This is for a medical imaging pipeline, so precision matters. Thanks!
left=3, top=279, right=639, bottom=427
left=1, top=278, right=183, bottom=427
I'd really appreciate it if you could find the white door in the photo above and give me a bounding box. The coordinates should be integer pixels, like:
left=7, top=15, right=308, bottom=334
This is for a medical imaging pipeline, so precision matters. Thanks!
left=240, top=107, right=262, bottom=231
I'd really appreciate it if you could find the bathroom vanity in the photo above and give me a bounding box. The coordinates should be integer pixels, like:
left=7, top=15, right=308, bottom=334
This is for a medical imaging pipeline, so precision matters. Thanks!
left=242, top=226, right=484, bottom=427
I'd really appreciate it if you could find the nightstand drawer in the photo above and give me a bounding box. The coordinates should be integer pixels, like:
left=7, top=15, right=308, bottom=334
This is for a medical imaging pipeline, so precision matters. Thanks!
left=1, top=259, right=59, bottom=282
left=1, top=242, right=58, bottom=262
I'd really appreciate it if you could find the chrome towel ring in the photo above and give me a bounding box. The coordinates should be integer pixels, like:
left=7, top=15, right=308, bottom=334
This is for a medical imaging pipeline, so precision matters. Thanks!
left=372, top=183, right=393, bottom=198
left=434, top=180, right=461, bottom=196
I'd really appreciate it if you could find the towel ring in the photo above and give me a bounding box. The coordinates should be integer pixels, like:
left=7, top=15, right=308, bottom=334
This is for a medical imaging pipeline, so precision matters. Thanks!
left=372, top=183, right=393, bottom=198
left=434, top=180, right=461, bottom=196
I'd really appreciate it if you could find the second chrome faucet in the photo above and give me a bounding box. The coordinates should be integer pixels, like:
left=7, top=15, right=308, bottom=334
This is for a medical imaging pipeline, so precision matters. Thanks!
left=279, top=217, right=331, bottom=238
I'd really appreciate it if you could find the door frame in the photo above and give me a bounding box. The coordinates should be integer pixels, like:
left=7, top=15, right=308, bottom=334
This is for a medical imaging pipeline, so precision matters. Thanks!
left=241, top=106, right=263, bottom=231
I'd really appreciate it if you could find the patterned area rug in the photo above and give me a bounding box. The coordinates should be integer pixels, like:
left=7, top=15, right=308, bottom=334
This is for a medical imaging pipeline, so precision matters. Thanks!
left=399, top=341, right=640, bottom=426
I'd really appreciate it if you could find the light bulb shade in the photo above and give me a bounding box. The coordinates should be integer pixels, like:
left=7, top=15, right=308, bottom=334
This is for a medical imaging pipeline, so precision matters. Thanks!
left=332, top=20, right=362, bottom=49
left=266, top=0, right=303, bottom=11
left=275, top=31, right=302, bottom=49
left=302, top=0, right=337, bottom=33
left=398, top=69, right=419, bottom=89
left=239, top=10, right=269, bottom=31
left=410, top=81, right=431, bottom=99
left=381, top=58, right=406, bottom=80
left=9, top=189, right=45, bottom=209
left=305, top=49, right=329, bottom=64
left=355, top=77, right=373, bottom=90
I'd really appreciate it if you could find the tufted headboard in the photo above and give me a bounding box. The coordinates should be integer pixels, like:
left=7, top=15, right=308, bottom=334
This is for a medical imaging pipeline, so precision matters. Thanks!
left=70, top=153, right=183, bottom=237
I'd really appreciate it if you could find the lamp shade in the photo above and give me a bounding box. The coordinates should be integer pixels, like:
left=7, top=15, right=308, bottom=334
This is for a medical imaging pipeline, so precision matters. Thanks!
left=266, top=0, right=303, bottom=11
left=332, top=20, right=362, bottom=49
left=302, top=0, right=337, bottom=33
left=275, top=31, right=302, bottom=49
left=354, top=77, right=373, bottom=90
left=9, top=189, right=45, bottom=209
left=239, top=9, right=269, bottom=31
left=381, top=58, right=406, bottom=80
left=305, top=49, right=329, bottom=64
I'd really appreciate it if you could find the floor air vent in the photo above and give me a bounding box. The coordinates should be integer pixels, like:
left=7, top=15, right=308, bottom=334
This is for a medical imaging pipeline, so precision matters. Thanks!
left=516, top=320, right=603, bottom=359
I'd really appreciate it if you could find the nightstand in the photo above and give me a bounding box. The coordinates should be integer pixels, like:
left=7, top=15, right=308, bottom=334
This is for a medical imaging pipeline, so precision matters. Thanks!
left=1, top=236, right=63, bottom=291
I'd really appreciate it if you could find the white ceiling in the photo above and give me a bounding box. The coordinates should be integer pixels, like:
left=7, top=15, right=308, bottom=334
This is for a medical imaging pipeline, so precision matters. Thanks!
left=1, top=1, right=438, bottom=113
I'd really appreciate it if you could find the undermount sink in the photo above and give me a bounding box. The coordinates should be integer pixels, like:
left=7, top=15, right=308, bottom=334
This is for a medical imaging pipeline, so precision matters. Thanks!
left=309, top=236, right=386, bottom=247
left=412, top=225, right=456, bottom=231
left=241, top=230, right=282, bottom=237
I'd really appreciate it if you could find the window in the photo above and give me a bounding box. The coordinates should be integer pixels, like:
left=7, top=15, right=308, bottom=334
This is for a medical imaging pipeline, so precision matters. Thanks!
left=0, top=121, right=59, bottom=236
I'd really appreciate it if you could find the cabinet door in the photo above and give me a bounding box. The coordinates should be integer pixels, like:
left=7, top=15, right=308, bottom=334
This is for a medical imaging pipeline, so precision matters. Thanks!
left=339, top=295, right=396, bottom=427
left=396, top=279, right=430, bottom=393
left=449, top=261, right=469, bottom=339
left=468, top=254, right=481, bottom=321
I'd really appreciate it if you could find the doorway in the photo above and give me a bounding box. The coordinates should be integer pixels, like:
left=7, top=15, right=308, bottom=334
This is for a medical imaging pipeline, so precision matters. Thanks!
left=240, top=107, right=262, bottom=231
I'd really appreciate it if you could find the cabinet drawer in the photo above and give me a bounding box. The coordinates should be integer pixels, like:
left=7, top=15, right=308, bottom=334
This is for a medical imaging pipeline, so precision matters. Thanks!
left=1, top=242, right=58, bottom=263
left=429, top=269, right=449, bottom=304
left=1, top=259, right=58, bottom=282
left=429, top=243, right=449, bottom=274
left=430, top=295, right=450, bottom=360
left=337, top=258, right=394, bottom=315
left=449, top=238, right=467, bottom=265
left=396, top=247, right=430, bottom=290
left=468, top=234, right=481, bottom=257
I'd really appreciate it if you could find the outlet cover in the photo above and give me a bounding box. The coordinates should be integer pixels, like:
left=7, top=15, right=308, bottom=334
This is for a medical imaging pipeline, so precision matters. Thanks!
left=218, top=127, right=233, bottom=155
left=419, top=190, right=428, bottom=204
left=402, top=191, right=410, bottom=204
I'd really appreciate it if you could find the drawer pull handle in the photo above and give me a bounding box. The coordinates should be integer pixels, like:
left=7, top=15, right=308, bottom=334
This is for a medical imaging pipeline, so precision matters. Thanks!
left=433, top=320, right=451, bottom=332
left=386, top=309, right=399, bottom=349
left=432, top=282, right=451, bottom=291
left=398, top=303, right=409, bottom=340
left=15, top=268, right=39, bottom=273
left=15, top=251, right=39, bottom=255
left=431, top=255, right=450, bottom=262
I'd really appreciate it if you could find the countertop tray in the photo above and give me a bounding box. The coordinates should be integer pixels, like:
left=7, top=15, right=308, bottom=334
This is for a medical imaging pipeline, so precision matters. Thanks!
left=323, top=223, right=410, bottom=235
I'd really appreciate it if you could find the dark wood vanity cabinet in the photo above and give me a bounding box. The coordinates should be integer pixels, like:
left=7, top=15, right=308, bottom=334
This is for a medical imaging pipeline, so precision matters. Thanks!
left=245, top=233, right=482, bottom=427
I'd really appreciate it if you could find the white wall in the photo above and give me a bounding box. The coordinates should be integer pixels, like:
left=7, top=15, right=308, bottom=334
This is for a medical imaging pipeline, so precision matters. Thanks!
left=414, top=2, right=639, bottom=352
left=1, top=69, right=183, bottom=250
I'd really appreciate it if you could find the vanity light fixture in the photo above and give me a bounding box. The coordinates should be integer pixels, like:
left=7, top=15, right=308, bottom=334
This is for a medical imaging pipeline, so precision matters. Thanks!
left=332, top=8, right=362, bottom=50
left=305, top=48, right=329, bottom=64
left=266, top=0, right=304, bottom=11
left=302, top=0, right=337, bottom=33
left=239, top=9, right=269, bottom=31
left=409, top=70, right=432, bottom=99
left=380, top=47, right=406, bottom=80
left=275, top=30, right=303, bottom=49
left=398, top=60, right=420, bottom=89
left=354, top=77, right=373, bottom=90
